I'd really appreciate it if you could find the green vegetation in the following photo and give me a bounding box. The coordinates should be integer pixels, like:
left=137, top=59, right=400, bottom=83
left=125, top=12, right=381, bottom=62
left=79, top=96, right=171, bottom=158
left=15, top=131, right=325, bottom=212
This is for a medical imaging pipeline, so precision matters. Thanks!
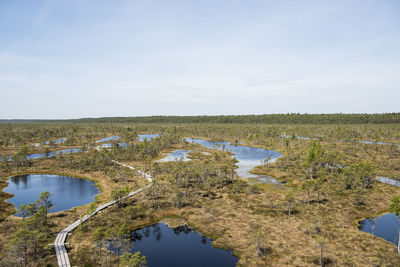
left=0, top=119, right=399, bottom=266
left=121, top=251, right=147, bottom=267
left=1, top=113, right=400, bottom=124
left=5, top=192, right=54, bottom=265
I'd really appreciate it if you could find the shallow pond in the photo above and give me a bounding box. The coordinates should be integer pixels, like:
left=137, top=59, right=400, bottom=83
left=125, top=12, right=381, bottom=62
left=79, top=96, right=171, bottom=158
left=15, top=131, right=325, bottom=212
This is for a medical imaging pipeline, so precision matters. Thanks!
left=158, top=150, right=190, bottom=162
left=0, top=148, right=81, bottom=161
left=185, top=138, right=282, bottom=185
left=96, top=142, right=129, bottom=149
left=339, top=139, right=392, bottom=145
left=283, top=134, right=319, bottom=140
left=377, top=176, right=400, bottom=187
left=3, top=174, right=99, bottom=215
left=27, top=148, right=81, bottom=159
left=43, top=138, right=67, bottom=145
left=359, top=176, right=400, bottom=245
left=138, top=134, right=160, bottom=141
left=106, top=223, right=238, bottom=267
left=359, top=213, right=400, bottom=246
left=96, top=136, right=121, bottom=143
left=2, top=134, right=157, bottom=161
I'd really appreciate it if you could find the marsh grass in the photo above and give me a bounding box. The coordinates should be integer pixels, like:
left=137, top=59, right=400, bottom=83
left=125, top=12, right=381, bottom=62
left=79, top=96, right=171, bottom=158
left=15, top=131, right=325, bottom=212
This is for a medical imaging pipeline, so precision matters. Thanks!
left=0, top=123, right=399, bottom=266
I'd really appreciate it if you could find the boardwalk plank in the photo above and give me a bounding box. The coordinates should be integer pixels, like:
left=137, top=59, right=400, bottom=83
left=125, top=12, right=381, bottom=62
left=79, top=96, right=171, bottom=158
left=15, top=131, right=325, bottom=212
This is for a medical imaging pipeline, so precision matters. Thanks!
left=54, top=160, right=153, bottom=267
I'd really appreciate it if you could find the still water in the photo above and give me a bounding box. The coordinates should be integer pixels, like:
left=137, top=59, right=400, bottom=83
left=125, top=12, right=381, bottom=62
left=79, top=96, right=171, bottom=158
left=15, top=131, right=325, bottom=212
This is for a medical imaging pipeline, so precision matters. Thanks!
left=0, top=148, right=81, bottom=161
left=138, top=134, right=160, bottom=141
left=185, top=138, right=282, bottom=184
left=158, top=150, right=191, bottom=162
left=359, top=176, right=400, bottom=246
left=43, top=138, right=67, bottom=145
left=359, top=213, right=399, bottom=246
left=4, top=174, right=99, bottom=215
left=96, top=136, right=121, bottom=143
left=106, top=223, right=238, bottom=267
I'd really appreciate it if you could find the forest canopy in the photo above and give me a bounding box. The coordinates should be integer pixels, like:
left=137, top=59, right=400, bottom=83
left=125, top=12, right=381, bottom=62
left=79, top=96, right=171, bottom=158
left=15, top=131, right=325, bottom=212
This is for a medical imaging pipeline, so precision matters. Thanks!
left=1, top=113, right=400, bottom=124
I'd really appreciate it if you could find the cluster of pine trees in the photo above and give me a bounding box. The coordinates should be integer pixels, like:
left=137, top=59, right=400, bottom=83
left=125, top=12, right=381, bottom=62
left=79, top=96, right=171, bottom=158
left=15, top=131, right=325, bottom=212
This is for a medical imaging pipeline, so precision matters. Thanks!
left=2, top=113, right=399, bottom=125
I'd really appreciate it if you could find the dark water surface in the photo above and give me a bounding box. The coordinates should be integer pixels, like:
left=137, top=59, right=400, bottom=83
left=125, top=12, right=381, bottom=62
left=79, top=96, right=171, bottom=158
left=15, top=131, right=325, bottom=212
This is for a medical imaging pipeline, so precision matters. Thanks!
left=359, top=176, right=400, bottom=245
left=4, top=174, right=99, bottom=215
left=359, top=213, right=400, bottom=246
left=107, top=223, right=238, bottom=267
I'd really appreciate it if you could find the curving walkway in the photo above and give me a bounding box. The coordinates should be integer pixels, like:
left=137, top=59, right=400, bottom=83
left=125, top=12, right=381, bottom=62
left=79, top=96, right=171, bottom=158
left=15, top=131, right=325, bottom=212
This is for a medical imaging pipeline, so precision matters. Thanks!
left=54, top=160, right=153, bottom=267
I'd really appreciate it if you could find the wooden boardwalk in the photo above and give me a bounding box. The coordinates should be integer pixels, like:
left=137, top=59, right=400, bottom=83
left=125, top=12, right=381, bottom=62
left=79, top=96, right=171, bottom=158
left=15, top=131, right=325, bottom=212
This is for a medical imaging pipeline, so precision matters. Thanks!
left=54, top=160, right=153, bottom=267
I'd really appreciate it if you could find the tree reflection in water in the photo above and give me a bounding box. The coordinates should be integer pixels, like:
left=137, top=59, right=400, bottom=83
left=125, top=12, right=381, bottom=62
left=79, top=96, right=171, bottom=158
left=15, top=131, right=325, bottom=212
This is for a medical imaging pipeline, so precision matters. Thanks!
left=172, top=225, right=191, bottom=236
left=105, top=223, right=238, bottom=267
left=152, top=224, right=162, bottom=241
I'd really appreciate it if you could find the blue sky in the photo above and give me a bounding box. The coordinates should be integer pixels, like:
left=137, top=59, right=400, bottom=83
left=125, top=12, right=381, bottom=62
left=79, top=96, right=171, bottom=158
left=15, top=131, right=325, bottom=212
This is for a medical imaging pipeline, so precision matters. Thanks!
left=0, top=0, right=399, bottom=119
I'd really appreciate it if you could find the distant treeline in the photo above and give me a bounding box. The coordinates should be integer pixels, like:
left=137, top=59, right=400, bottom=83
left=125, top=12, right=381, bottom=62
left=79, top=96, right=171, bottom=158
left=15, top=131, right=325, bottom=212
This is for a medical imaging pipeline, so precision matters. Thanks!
left=1, top=113, right=399, bottom=124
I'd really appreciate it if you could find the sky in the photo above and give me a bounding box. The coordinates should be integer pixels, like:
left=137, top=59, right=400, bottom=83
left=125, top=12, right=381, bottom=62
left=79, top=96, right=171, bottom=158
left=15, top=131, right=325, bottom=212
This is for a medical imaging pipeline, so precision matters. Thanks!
left=0, top=0, right=399, bottom=119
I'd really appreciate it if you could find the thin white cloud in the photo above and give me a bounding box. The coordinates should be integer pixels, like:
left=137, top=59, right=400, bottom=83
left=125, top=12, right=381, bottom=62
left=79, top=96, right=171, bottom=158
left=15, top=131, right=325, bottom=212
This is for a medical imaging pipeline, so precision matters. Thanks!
left=0, top=0, right=399, bottom=119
